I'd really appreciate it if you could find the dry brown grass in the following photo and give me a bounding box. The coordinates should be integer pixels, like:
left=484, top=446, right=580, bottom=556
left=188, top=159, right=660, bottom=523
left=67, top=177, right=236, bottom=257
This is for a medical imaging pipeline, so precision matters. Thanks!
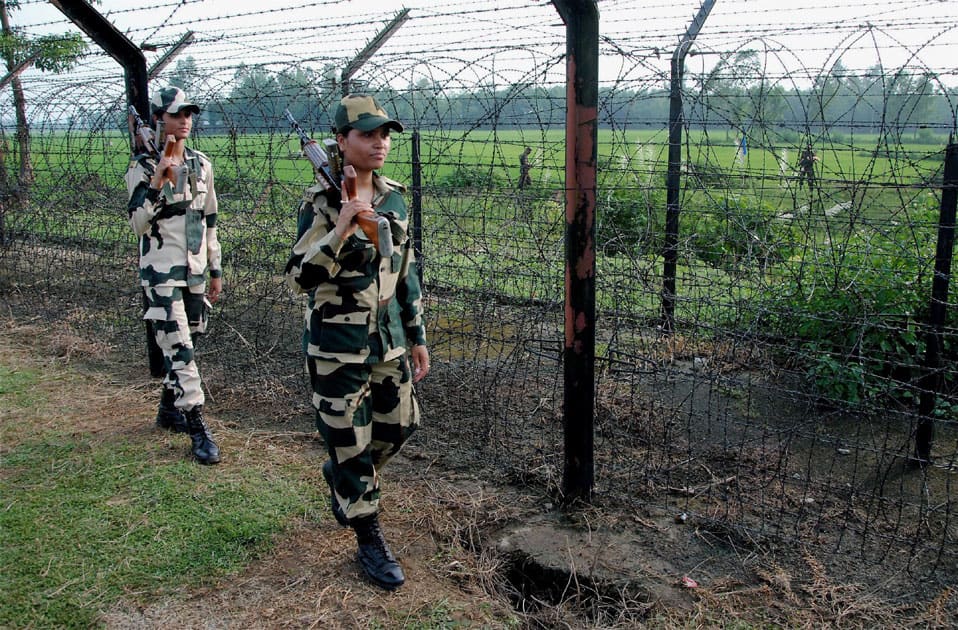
left=3, top=315, right=956, bottom=629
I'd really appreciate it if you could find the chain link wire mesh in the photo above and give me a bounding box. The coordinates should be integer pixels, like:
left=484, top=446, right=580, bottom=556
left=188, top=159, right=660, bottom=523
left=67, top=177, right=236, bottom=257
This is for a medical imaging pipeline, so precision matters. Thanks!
left=2, top=0, right=957, bottom=589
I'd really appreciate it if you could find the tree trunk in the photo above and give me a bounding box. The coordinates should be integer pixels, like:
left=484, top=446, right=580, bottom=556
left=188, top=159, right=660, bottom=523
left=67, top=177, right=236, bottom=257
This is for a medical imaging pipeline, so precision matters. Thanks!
left=0, top=0, right=33, bottom=199
left=0, top=133, right=8, bottom=244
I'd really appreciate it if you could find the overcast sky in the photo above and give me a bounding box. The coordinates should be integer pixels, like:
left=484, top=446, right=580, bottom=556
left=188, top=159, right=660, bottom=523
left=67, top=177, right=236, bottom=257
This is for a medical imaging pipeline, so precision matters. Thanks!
left=11, top=0, right=958, bottom=91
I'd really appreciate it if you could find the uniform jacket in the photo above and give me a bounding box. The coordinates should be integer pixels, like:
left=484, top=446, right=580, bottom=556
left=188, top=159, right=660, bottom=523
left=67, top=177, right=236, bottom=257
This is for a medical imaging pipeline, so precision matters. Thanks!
left=284, top=173, right=426, bottom=364
left=125, top=148, right=222, bottom=288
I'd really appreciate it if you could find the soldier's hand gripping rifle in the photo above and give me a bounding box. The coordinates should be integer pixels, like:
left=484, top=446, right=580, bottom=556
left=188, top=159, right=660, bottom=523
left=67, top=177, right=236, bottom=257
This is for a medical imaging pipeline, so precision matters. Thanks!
left=129, top=106, right=187, bottom=193
left=284, top=108, right=393, bottom=257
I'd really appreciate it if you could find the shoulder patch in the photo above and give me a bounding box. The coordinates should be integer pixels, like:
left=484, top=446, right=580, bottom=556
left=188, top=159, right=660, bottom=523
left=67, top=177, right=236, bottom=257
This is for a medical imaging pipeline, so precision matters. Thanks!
left=304, top=182, right=336, bottom=207
left=377, top=174, right=407, bottom=193
left=306, top=182, right=332, bottom=197
left=187, top=147, right=210, bottom=162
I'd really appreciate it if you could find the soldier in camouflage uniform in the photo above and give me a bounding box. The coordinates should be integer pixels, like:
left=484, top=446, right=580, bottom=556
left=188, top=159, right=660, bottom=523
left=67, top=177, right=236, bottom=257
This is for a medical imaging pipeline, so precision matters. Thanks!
left=125, top=87, right=222, bottom=465
left=797, top=143, right=818, bottom=189
left=518, top=146, right=533, bottom=189
left=285, top=94, right=429, bottom=590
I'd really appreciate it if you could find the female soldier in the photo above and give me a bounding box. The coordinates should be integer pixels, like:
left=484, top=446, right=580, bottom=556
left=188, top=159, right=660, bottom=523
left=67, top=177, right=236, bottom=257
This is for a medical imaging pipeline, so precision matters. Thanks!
left=285, top=94, right=429, bottom=590
left=125, top=87, right=222, bottom=465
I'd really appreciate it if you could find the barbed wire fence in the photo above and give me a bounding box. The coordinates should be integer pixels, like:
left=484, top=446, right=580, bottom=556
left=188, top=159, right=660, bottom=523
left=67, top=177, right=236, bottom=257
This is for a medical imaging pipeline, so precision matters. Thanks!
left=2, top=0, right=958, bottom=597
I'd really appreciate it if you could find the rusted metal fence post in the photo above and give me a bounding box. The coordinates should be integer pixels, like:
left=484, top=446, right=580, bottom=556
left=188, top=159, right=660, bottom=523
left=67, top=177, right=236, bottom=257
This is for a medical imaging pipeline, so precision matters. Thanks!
left=411, top=130, right=424, bottom=286
left=552, top=0, right=598, bottom=504
left=915, top=138, right=958, bottom=465
left=661, top=0, right=715, bottom=333
left=48, top=0, right=162, bottom=376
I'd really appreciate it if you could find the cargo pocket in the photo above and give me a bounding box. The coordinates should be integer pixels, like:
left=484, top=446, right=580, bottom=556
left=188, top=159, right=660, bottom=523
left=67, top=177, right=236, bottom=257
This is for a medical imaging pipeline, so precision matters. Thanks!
left=312, top=307, right=370, bottom=354
left=184, top=291, right=210, bottom=335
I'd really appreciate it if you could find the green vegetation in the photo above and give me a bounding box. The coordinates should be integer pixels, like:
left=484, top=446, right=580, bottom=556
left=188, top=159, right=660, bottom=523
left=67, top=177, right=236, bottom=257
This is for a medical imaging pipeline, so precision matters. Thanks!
left=0, top=364, right=47, bottom=408
left=0, top=366, right=322, bottom=628
left=1, top=440, right=316, bottom=627
left=755, top=193, right=945, bottom=407
left=5, top=125, right=955, bottom=412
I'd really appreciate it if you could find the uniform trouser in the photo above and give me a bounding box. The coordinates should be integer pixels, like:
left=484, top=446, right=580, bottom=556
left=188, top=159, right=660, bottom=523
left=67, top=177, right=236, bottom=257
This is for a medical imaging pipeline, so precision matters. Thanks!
left=143, top=285, right=209, bottom=411
left=309, top=340, right=420, bottom=521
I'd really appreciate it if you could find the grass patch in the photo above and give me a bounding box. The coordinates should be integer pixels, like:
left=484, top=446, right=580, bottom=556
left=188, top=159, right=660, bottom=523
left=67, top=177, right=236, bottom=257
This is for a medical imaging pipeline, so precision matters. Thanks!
left=0, top=359, right=322, bottom=630
left=0, top=363, right=48, bottom=409
left=0, top=433, right=319, bottom=628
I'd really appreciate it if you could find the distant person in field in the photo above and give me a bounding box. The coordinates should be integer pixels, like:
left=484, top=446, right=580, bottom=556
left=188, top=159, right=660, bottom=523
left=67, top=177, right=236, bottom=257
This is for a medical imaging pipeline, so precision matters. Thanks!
left=518, top=146, right=533, bottom=189
left=124, top=87, right=222, bottom=465
left=797, top=143, right=818, bottom=189
left=284, top=94, right=429, bottom=591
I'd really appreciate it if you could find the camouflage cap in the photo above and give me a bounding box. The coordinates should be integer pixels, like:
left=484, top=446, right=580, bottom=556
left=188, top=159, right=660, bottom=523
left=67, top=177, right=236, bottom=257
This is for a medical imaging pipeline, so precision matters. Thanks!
left=334, top=94, right=403, bottom=134
left=150, top=87, right=200, bottom=117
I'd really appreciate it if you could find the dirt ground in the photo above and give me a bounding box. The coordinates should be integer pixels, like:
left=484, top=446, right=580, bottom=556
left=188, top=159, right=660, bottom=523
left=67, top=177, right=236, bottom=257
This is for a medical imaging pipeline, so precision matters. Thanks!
left=3, top=317, right=957, bottom=629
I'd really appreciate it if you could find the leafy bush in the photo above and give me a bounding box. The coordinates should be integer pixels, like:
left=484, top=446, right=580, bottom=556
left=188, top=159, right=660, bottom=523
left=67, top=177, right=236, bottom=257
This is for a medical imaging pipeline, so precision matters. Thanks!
left=595, top=185, right=663, bottom=257
left=687, top=193, right=796, bottom=273
left=757, top=198, right=945, bottom=407
left=436, top=166, right=502, bottom=190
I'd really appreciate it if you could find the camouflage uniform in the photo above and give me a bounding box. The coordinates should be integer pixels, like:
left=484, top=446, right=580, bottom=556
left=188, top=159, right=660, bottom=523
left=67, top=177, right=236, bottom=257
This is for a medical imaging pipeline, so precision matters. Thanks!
left=518, top=147, right=532, bottom=189
left=125, top=134, right=221, bottom=413
left=798, top=146, right=817, bottom=189
left=285, top=174, right=425, bottom=521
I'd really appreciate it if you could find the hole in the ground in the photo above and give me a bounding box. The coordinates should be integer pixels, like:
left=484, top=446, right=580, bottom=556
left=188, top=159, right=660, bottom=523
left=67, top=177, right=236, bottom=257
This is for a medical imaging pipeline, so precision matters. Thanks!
left=500, top=550, right=655, bottom=626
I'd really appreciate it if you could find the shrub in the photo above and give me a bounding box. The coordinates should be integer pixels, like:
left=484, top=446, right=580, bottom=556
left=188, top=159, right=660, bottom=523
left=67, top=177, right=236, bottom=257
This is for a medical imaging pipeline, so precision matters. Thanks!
left=756, top=198, right=948, bottom=408
left=595, top=185, right=663, bottom=257
left=687, top=193, right=796, bottom=273
left=436, top=166, right=502, bottom=190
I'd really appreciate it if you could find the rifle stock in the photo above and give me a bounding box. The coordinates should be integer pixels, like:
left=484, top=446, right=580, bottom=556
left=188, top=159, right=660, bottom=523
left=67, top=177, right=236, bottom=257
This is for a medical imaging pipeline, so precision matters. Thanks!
left=355, top=212, right=393, bottom=258
left=129, top=108, right=184, bottom=192
left=159, top=135, right=189, bottom=194
left=342, top=164, right=392, bottom=257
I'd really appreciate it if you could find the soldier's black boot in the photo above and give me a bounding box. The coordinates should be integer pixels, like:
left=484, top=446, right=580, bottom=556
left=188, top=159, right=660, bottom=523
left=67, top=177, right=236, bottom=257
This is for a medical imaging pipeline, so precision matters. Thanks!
left=185, top=405, right=220, bottom=465
left=322, top=460, right=350, bottom=527
left=351, top=514, right=405, bottom=590
left=155, top=388, right=188, bottom=433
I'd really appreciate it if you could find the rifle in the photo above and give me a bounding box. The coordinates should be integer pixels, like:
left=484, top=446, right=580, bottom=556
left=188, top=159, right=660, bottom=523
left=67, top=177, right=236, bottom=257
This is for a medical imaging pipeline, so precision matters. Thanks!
left=129, top=106, right=187, bottom=192
left=128, top=106, right=166, bottom=378
left=284, top=108, right=392, bottom=257
left=129, top=106, right=160, bottom=157
left=163, top=136, right=190, bottom=194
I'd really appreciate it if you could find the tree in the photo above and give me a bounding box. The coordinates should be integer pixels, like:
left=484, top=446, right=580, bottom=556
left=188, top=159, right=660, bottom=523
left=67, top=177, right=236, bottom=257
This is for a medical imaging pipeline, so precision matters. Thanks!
left=168, top=55, right=199, bottom=94
left=696, top=49, right=762, bottom=139
left=811, top=61, right=874, bottom=133
left=0, top=0, right=87, bottom=196
left=886, top=70, right=936, bottom=140
left=276, top=66, right=326, bottom=120
left=222, top=65, right=282, bottom=132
